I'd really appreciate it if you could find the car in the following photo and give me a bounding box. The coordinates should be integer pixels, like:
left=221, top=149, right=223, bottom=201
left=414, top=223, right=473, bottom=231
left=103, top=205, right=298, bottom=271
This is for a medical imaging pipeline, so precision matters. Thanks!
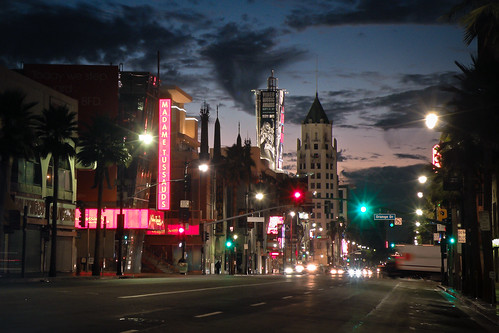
left=329, top=267, right=346, bottom=276
left=284, top=264, right=306, bottom=275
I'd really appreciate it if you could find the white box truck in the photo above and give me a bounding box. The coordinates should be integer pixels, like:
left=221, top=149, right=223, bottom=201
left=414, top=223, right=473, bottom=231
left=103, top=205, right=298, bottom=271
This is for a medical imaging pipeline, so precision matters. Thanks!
left=386, top=244, right=444, bottom=280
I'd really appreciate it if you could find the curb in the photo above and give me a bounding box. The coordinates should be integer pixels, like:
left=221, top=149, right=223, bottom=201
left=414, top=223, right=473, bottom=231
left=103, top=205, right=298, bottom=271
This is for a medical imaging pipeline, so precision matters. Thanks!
left=438, top=284, right=499, bottom=326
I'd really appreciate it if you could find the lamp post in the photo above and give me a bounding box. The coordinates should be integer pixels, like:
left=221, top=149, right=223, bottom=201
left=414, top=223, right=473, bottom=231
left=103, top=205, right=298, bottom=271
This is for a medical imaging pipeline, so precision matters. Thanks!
left=180, top=160, right=209, bottom=264
left=116, top=133, right=152, bottom=276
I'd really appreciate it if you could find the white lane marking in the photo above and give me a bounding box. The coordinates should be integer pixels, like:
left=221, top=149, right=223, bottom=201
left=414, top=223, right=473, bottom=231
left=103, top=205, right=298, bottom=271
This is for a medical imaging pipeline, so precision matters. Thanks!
left=282, top=296, right=293, bottom=299
left=250, top=302, right=266, bottom=307
left=304, top=291, right=311, bottom=294
left=120, top=330, right=139, bottom=333
left=194, top=311, right=223, bottom=318
left=119, top=281, right=285, bottom=299
left=365, top=281, right=400, bottom=317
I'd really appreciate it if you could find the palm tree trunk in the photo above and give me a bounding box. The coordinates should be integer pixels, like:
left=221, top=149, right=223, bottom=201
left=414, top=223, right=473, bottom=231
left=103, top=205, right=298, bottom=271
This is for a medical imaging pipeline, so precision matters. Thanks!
left=49, top=157, right=59, bottom=277
left=92, top=176, right=104, bottom=276
left=0, top=157, right=13, bottom=274
left=463, top=166, right=483, bottom=298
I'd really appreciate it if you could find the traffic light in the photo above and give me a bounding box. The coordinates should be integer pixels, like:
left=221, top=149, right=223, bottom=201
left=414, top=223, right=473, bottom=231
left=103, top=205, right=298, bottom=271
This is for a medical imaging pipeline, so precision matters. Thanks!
left=79, top=207, right=86, bottom=228
left=360, top=205, right=367, bottom=213
left=226, top=240, right=233, bottom=248
left=448, top=236, right=456, bottom=244
left=183, top=173, right=191, bottom=192
left=390, top=242, right=395, bottom=248
left=291, top=189, right=305, bottom=206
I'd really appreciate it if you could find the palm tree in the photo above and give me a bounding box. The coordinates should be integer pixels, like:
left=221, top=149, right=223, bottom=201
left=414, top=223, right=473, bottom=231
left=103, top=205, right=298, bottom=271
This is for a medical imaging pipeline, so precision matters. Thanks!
left=0, top=90, right=37, bottom=271
left=77, top=115, right=130, bottom=276
left=440, top=57, right=499, bottom=300
left=445, top=1, right=499, bottom=62
left=33, top=105, right=78, bottom=277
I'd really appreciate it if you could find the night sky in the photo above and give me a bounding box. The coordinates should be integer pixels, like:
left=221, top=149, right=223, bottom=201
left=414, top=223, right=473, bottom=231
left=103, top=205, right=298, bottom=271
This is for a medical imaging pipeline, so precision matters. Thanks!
left=0, top=0, right=475, bottom=214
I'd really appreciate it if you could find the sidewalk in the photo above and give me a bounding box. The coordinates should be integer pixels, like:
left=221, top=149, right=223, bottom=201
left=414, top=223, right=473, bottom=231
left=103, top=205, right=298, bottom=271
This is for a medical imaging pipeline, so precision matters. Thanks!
left=438, top=283, right=499, bottom=326
left=0, top=270, right=184, bottom=284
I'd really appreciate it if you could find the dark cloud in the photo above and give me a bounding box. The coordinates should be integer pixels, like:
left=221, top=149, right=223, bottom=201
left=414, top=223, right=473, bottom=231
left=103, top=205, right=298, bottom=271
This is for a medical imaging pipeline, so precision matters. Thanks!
left=341, top=163, right=427, bottom=216
left=394, top=153, right=428, bottom=161
left=284, top=71, right=457, bottom=130
left=337, top=149, right=347, bottom=162
left=200, top=23, right=308, bottom=114
left=0, top=1, right=199, bottom=73
left=285, top=0, right=457, bottom=30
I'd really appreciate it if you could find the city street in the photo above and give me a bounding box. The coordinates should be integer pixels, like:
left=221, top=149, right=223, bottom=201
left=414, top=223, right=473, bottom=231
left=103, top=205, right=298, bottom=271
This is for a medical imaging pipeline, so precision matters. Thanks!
left=1, top=273, right=496, bottom=333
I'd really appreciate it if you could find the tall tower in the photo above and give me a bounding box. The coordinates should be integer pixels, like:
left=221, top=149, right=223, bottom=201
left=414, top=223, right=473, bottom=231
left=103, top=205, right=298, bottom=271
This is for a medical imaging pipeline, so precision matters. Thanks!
left=199, top=101, right=210, bottom=161
left=296, top=93, right=340, bottom=266
left=254, top=70, right=286, bottom=171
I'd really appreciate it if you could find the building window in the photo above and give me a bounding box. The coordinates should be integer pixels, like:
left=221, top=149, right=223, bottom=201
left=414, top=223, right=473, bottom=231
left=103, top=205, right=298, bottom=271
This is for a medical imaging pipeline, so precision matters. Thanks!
left=317, top=163, right=321, bottom=169
left=316, top=173, right=321, bottom=179
left=311, top=183, right=315, bottom=189
left=316, top=213, right=321, bottom=219
left=316, top=183, right=321, bottom=189
left=326, top=183, right=329, bottom=189
left=314, top=143, right=318, bottom=150
left=311, top=163, right=315, bottom=169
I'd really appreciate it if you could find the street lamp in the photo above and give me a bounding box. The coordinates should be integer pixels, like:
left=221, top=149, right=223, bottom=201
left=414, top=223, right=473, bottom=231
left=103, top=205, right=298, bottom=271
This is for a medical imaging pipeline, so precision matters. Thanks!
left=425, top=113, right=438, bottom=129
left=180, top=160, right=209, bottom=263
left=418, top=175, right=428, bottom=184
left=116, top=132, right=152, bottom=276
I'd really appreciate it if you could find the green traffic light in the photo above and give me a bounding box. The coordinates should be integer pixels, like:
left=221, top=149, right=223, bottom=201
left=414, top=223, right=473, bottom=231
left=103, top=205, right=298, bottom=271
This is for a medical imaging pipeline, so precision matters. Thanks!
left=449, top=237, right=456, bottom=244
left=390, top=243, right=395, bottom=248
left=360, top=206, right=367, bottom=213
left=226, top=240, right=232, bottom=248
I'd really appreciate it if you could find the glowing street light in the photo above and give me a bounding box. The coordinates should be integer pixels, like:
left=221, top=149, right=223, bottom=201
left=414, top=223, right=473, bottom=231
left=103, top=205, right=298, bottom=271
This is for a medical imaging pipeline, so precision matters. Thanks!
left=418, top=175, right=427, bottom=184
left=416, top=209, right=423, bottom=216
left=425, top=113, right=438, bottom=129
left=139, top=133, right=153, bottom=145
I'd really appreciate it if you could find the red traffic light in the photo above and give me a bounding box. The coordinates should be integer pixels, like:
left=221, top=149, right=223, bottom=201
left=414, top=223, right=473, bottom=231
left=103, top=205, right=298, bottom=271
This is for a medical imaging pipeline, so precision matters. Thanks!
left=293, top=191, right=302, bottom=200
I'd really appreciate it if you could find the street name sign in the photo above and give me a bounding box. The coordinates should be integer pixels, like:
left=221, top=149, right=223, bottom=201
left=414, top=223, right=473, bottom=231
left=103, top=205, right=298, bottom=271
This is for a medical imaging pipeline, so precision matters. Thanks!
left=374, top=213, right=396, bottom=220
left=247, top=217, right=264, bottom=222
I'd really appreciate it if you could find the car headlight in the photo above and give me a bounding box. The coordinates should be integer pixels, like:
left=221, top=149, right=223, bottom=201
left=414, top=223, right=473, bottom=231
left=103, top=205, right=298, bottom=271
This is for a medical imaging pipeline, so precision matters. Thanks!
left=284, top=267, right=293, bottom=274
left=330, top=268, right=337, bottom=274
left=295, top=265, right=305, bottom=273
left=337, top=269, right=345, bottom=275
left=306, top=264, right=317, bottom=272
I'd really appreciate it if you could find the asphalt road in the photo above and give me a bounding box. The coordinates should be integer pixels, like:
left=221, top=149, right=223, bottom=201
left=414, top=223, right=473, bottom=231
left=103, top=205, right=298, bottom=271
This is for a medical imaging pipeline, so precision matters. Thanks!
left=1, top=273, right=496, bottom=333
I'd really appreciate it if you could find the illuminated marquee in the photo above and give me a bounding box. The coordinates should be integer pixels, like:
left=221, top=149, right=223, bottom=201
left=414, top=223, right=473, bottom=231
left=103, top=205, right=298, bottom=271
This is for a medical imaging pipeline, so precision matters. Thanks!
left=158, top=98, right=172, bottom=210
left=267, top=216, right=284, bottom=235
left=166, top=224, right=200, bottom=236
left=74, top=208, right=163, bottom=231
left=432, top=144, right=441, bottom=168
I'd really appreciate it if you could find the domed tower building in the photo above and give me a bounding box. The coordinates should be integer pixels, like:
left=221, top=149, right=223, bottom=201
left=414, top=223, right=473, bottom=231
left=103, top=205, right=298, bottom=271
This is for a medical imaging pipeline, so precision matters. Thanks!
left=297, top=93, right=340, bottom=267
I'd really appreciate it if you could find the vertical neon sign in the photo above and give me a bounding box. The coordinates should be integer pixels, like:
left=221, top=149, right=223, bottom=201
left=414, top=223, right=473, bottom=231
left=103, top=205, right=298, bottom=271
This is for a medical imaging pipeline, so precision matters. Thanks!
left=157, top=98, right=171, bottom=210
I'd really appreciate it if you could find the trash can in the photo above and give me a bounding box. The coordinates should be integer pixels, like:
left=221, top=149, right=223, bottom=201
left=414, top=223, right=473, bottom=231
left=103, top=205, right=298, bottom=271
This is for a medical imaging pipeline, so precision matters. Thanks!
left=178, top=262, right=188, bottom=275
